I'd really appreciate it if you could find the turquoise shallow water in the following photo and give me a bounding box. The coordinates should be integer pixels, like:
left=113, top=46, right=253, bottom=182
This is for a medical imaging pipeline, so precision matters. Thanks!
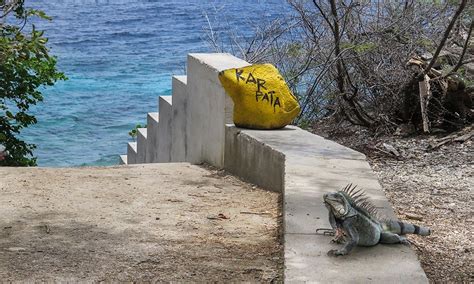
left=20, top=0, right=285, bottom=167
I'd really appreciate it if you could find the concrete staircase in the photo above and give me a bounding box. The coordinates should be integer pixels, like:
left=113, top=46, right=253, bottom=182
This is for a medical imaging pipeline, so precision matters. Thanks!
left=121, top=53, right=249, bottom=166
left=119, top=53, right=428, bottom=283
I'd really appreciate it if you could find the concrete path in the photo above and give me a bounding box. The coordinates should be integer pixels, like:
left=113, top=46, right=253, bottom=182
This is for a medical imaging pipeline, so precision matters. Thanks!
left=234, top=126, right=428, bottom=283
left=0, top=164, right=281, bottom=282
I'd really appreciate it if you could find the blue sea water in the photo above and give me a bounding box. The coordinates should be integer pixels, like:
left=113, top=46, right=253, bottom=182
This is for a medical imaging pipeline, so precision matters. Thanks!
left=19, top=0, right=286, bottom=167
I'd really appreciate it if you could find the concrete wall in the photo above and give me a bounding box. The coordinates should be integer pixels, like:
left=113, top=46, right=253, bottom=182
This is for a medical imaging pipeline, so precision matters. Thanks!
left=127, top=142, right=137, bottom=165
left=157, top=96, right=172, bottom=163
left=186, top=54, right=249, bottom=167
left=146, top=112, right=159, bottom=163
left=119, top=155, right=127, bottom=165
left=225, top=125, right=285, bottom=192
left=136, top=128, right=147, bottom=164
left=171, top=76, right=187, bottom=162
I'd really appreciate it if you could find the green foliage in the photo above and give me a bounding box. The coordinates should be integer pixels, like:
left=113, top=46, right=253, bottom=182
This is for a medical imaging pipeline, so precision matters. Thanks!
left=297, top=119, right=311, bottom=130
left=128, top=124, right=146, bottom=141
left=287, top=42, right=303, bottom=57
left=416, top=38, right=434, bottom=49
left=1, top=1, right=66, bottom=166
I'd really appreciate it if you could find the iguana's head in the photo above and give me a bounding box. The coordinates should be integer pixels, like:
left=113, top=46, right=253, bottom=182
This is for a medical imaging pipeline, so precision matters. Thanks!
left=323, top=192, right=351, bottom=218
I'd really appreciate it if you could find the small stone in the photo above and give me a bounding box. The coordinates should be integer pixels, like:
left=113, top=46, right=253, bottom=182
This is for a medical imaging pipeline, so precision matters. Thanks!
left=405, top=213, right=423, bottom=221
left=7, top=247, right=26, bottom=252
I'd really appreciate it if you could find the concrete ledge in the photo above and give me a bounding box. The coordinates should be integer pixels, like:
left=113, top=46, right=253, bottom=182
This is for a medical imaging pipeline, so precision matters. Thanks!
left=171, top=75, right=187, bottom=162
left=225, top=125, right=428, bottom=283
left=119, top=155, right=127, bottom=165
left=127, top=142, right=137, bottom=165
left=285, top=233, right=427, bottom=283
left=146, top=112, right=159, bottom=163
left=136, top=128, right=147, bottom=164
left=157, top=96, right=172, bottom=163
left=238, top=125, right=366, bottom=161
left=224, top=125, right=284, bottom=192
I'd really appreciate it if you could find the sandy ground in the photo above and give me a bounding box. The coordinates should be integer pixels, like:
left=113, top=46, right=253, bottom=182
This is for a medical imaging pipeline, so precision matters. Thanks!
left=313, top=122, right=473, bottom=282
left=0, top=163, right=282, bottom=282
left=369, top=136, right=473, bottom=282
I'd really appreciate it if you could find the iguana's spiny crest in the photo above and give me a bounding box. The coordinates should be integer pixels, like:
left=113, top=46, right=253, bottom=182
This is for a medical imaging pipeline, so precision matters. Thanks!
left=324, top=184, right=380, bottom=220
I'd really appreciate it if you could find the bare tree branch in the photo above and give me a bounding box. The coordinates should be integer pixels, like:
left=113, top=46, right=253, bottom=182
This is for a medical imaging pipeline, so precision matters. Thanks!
left=424, top=0, right=467, bottom=75
left=450, top=19, right=473, bottom=73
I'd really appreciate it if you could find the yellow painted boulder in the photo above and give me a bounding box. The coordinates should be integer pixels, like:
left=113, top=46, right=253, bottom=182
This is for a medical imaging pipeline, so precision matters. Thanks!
left=218, top=63, right=300, bottom=129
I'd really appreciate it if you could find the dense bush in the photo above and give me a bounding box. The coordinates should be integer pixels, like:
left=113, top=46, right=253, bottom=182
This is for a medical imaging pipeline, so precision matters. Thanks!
left=1, top=0, right=65, bottom=166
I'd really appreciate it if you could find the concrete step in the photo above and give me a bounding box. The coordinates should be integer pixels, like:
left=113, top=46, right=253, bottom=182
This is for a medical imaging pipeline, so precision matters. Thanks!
left=119, top=155, right=127, bottom=165
left=171, top=75, right=187, bottom=162
left=157, top=96, right=172, bottom=163
left=127, top=142, right=137, bottom=165
left=136, top=128, right=147, bottom=164
left=146, top=112, right=159, bottom=163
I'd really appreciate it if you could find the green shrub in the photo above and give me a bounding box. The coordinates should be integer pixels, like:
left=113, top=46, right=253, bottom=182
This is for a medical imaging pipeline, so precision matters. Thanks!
left=1, top=1, right=66, bottom=166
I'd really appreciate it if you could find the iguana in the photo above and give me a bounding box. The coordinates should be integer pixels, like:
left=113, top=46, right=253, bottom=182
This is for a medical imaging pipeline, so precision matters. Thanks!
left=322, top=184, right=431, bottom=256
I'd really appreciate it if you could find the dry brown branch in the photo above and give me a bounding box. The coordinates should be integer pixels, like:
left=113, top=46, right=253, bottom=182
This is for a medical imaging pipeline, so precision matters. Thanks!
left=428, top=126, right=473, bottom=150
left=419, top=74, right=432, bottom=133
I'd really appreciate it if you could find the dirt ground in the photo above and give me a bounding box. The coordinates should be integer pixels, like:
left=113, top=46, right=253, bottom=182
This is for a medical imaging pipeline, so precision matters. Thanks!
left=312, top=122, right=473, bottom=282
left=0, top=163, right=282, bottom=282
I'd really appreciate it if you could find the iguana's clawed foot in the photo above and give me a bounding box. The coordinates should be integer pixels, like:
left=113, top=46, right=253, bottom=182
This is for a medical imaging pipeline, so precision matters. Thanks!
left=327, top=249, right=347, bottom=256
left=315, top=228, right=335, bottom=236
left=331, top=236, right=345, bottom=244
left=400, top=237, right=410, bottom=245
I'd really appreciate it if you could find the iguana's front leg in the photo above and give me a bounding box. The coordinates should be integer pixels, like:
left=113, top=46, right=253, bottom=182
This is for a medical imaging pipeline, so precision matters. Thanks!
left=328, top=210, right=345, bottom=244
left=332, top=227, right=346, bottom=244
left=328, top=217, right=359, bottom=256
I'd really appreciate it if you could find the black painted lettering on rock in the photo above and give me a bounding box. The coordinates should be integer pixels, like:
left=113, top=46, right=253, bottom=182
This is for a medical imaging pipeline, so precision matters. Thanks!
left=273, top=97, right=281, bottom=112
left=246, top=72, right=257, bottom=84
left=235, top=69, right=245, bottom=82
left=257, top=78, right=267, bottom=91
left=256, top=90, right=281, bottom=113
left=236, top=68, right=282, bottom=112
left=268, top=91, right=275, bottom=105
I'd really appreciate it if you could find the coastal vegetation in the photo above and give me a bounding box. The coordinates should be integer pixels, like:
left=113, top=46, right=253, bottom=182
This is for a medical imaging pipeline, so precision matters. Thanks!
left=128, top=123, right=146, bottom=141
left=206, top=0, right=473, bottom=134
left=0, top=0, right=65, bottom=166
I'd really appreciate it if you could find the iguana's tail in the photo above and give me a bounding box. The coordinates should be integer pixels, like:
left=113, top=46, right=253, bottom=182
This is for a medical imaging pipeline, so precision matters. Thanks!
left=384, top=220, right=431, bottom=236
